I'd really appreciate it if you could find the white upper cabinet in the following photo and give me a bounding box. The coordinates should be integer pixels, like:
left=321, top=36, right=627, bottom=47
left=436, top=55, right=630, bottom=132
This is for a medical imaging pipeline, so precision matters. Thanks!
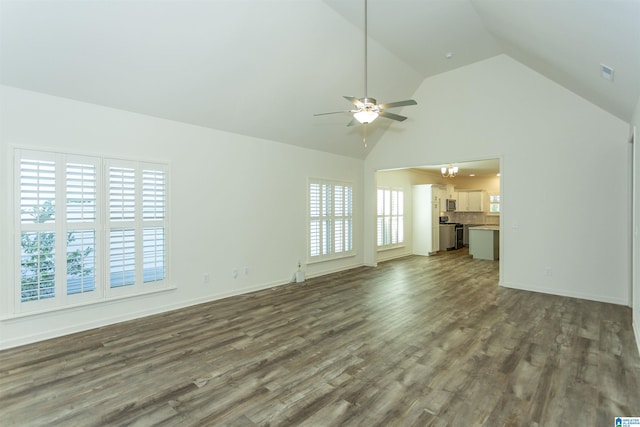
left=456, top=190, right=486, bottom=212
left=468, top=190, right=483, bottom=211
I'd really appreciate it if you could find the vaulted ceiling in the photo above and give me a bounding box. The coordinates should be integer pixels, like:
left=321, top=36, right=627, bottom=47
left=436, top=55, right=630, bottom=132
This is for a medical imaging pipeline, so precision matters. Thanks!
left=2, top=0, right=639, bottom=159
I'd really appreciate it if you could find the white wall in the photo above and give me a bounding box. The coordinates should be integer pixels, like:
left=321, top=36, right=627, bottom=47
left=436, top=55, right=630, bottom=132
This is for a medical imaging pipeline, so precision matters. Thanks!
left=365, top=55, right=631, bottom=305
left=0, top=86, right=364, bottom=349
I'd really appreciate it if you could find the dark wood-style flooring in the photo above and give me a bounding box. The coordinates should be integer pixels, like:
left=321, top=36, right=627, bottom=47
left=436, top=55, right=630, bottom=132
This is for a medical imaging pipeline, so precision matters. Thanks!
left=2, top=249, right=639, bottom=426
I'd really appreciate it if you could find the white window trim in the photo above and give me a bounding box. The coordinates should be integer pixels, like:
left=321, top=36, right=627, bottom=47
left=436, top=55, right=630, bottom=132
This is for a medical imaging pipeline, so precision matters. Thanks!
left=488, top=193, right=501, bottom=216
left=376, top=187, right=405, bottom=250
left=13, top=148, right=171, bottom=315
left=307, top=178, right=355, bottom=264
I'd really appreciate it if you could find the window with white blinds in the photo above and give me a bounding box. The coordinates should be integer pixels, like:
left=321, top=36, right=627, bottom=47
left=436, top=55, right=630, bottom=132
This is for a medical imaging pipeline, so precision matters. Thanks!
left=19, top=156, right=57, bottom=303
left=15, top=149, right=169, bottom=313
left=309, top=179, right=353, bottom=260
left=142, top=169, right=166, bottom=283
left=66, top=161, right=98, bottom=296
left=105, top=160, right=167, bottom=295
left=377, top=188, right=404, bottom=248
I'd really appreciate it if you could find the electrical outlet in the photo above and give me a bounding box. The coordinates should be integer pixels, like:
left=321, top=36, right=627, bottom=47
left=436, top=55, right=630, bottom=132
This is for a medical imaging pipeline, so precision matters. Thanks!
left=232, top=269, right=238, bottom=279
left=544, top=267, right=553, bottom=277
left=203, top=273, right=210, bottom=284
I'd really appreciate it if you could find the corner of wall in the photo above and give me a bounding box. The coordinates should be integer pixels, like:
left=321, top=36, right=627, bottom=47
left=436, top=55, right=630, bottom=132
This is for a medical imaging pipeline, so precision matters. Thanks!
left=634, top=319, right=640, bottom=359
left=632, top=95, right=640, bottom=357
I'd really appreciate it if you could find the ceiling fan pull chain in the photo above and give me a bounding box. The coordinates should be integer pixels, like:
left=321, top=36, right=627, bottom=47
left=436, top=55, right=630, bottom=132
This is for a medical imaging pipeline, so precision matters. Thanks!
left=362, top=124, right=368, bottom=148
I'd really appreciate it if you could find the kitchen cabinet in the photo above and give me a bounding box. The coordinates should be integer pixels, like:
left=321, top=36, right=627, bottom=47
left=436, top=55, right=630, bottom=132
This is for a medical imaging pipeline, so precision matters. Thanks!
left=440, top=185, right=456, bottom=209
left=439, top=224, right=456, bottom=251
left=413, top=184, right=442, bottom=255
left=469, top=226, right=499, bottom=260
left=456, top=190, right=486, bottom=212
left=439, top=187, right=448, bottom=208
left=468, top=191, right=483, bottom=211
left=435, top=185, right=456, bottom=214
left=457, top=191, right=469, bottom=211
left=444, top=184, right=455, bottom=200
left=463, top=223, right=484, bottom=246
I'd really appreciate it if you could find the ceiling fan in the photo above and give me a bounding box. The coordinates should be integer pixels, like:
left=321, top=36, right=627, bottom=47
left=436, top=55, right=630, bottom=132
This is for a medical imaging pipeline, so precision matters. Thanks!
left=314, top=0, right=417, bottom=126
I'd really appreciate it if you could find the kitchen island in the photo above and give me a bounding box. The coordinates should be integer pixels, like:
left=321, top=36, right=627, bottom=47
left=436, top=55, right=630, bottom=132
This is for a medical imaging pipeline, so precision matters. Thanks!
left=469, top=225, right=499, bottom=260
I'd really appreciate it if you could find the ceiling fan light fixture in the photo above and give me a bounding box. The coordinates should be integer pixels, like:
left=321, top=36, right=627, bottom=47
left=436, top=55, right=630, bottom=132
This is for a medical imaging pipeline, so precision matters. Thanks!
left=354, top=110, right=379, bottom=124
left=312, top=0, right=416, bottom=130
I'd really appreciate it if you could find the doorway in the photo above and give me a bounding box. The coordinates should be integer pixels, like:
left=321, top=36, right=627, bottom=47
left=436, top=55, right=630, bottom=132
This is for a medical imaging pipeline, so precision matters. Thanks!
left=374, top=158, right=502, bottom=276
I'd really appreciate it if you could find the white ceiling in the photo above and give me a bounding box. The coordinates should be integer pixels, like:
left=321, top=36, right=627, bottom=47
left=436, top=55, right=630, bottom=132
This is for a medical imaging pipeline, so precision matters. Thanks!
left=2, top=0, right=639, bottom=159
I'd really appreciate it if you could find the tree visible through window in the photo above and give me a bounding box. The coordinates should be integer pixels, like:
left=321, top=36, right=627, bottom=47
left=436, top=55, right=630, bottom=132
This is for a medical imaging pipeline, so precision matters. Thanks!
left=16, top=149, right=169, bottom=312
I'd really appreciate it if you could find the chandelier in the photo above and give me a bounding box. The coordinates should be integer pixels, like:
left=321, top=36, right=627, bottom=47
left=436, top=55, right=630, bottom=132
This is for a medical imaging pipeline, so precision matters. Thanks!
left=441, top=164, right=459, bottom=178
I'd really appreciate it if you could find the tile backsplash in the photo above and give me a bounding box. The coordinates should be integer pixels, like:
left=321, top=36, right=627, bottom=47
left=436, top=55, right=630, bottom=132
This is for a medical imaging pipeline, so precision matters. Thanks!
left=444, top=211, right=500, bottom=225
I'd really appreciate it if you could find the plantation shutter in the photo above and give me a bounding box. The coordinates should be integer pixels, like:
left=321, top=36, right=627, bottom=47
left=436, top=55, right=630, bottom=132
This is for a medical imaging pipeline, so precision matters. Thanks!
left=376, top=187, right=404, bottom=247
left=15, top=149, right=170, bottom=313
left=391, top=189, right=398, bottom=244
left=142, top=168, right=166, bottom=283
left=376, top=188, right=384, bottom=246
left=19, top=155, right=57, bottom=303
left=309, top=182, right=321, bottom=257
left=65, top=159, right=99, bottom=296
left=308, top=179, right=353, bottom=260
left=396, top=190, right=404, bottom=244
left=334, top=185, right=344, bottom=253
left=321, top=184, right=332, bottom=256
left=344, top=185, right=353, bottom=252
left=108, top=164, right=137, bottom=288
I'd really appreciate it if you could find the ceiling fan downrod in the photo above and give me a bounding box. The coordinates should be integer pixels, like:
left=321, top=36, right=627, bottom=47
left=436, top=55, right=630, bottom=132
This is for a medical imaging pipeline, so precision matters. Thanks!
left=363, top=0, right=369, bottom=101
left=312, top=0, right=417, bottom=129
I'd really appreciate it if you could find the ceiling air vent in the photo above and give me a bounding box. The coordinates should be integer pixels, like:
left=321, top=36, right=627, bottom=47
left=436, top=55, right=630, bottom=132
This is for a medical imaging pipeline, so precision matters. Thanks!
left=600, top=64, right=614, bottom=81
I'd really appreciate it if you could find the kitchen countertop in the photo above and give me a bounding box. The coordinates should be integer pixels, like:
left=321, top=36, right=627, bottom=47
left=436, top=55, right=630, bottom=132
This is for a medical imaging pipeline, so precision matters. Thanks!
left=469, top=225, right=500, bottom=231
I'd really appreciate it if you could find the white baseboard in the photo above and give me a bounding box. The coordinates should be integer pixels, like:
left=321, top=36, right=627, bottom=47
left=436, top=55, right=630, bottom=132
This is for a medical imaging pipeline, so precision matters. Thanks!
left=376, top=251, right=413, bottom=263
left=1, top=260, right=370, bottom=350
left=305, top=262, right=365, bottom=280
left=499, top=281, right=628, bottom=306
left=0, top=278, right=292, bottom=350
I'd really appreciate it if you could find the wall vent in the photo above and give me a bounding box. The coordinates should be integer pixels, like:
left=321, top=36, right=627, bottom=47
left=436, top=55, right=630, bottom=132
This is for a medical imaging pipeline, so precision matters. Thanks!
left=600, top=63, right=614, bottom=81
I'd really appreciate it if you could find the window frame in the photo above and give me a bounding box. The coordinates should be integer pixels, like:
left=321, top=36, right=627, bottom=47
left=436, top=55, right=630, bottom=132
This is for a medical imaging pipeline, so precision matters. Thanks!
left=13, top=148, right=171, bottom=314
left=308, top=178, right=354, bottom=263
left=376, top=187, right=405, bottom=249
left=489, top=193, right=501, bottom=214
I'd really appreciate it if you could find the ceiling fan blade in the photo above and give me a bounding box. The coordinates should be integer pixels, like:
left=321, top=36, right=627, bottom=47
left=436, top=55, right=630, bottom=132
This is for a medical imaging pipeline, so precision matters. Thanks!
left=378, top=99, right=417, bottom=109
left=343, top=96, right=363, bottom=106
left=347, top=118, right=359, bottom=127
left=379, top=111, right=408, bottom=122
left=314, top=110, right=352, bottom=116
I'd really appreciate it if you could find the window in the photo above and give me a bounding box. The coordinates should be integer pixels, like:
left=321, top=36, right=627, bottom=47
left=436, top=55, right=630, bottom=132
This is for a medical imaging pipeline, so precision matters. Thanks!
left=489, top=194, right=500, bottom=213
left=15, top=149, right=169, bottom=313
left=309, top=179, right=353, bottom=260
left=377, top=188, right=404, bottom=247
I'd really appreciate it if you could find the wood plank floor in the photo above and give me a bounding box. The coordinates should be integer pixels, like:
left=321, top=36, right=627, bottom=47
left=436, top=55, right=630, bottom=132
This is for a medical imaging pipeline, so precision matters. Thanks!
left=2, top=249, right=639, bottom=426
